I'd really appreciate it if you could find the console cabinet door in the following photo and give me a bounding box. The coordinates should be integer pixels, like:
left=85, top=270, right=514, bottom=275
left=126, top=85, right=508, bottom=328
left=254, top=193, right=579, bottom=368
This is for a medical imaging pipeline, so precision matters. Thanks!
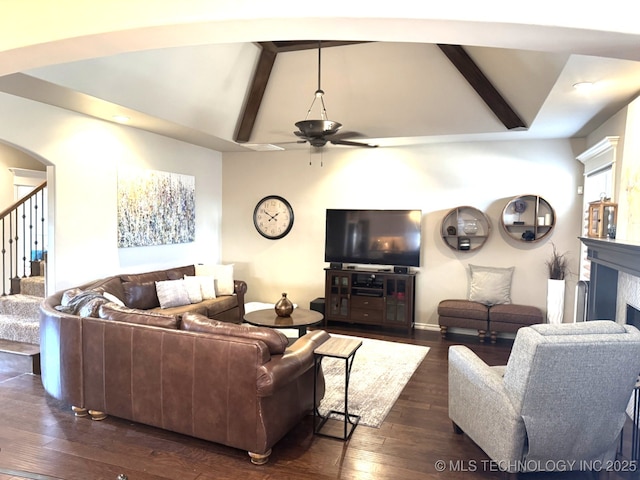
left=384, top=276, right=413, bottom=328
left=325, top=270, right=350, bottom=321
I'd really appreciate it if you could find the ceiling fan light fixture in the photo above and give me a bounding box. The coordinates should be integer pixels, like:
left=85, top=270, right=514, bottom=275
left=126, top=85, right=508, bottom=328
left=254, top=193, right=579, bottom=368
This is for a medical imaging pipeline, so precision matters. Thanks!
left=295, top=119, right=342, bottom=137
left=292, top=41, right=376, bottom=149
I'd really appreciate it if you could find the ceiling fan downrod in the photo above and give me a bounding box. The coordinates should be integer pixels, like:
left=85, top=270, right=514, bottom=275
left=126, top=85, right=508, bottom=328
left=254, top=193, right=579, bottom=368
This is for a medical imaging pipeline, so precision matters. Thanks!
left=303, top=41, right=329, bottom=122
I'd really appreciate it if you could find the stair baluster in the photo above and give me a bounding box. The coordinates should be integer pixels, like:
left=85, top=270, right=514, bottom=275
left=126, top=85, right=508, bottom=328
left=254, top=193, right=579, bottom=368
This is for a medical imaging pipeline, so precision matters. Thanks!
left=0, top=181, right=47, bottom=296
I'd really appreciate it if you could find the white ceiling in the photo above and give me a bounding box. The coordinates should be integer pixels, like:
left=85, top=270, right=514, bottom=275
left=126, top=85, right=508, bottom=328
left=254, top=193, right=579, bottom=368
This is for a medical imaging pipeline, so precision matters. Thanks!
left=1, top=7, right=640, bottom=152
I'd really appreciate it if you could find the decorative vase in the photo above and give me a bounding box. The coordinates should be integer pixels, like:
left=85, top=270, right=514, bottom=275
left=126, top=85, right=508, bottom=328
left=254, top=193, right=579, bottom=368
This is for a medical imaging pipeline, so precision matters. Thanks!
left=463, top=220, right=478, bottom=235
left=546, top=279, right=565, bottom=324
left=275, top=292, right=294, bottom=317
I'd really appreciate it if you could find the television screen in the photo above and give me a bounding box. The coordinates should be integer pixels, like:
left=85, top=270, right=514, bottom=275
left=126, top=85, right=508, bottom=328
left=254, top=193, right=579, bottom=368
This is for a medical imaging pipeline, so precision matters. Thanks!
left=324, top=209, right=422, bottom=267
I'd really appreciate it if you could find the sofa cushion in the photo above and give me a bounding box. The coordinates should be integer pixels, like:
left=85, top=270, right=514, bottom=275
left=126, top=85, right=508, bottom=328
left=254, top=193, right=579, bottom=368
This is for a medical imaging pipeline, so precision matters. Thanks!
left=489, top=304, right=543, bottom=325
left=438, top=299, right=489, bottom=320
left=120, top=270, right=169, bottom=284
left=468, top=264, right=514, bottom=306
left=99, top=302, right=179, bottom=328
left=150, top=302, right=209, bottom=318
left=122, top=280, right=160, bottom=309
left=166, top=265, right=196, bottom=280
left=88, top=276, right=126, bottom=303
left=155, top=279, right=191, bottom=308
left=181, top=312, right=288, bottom=354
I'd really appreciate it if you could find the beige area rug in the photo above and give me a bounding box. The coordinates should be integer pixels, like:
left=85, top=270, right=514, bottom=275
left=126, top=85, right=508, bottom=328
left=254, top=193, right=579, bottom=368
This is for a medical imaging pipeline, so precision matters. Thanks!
left=317, top=334, right=429, bottom=428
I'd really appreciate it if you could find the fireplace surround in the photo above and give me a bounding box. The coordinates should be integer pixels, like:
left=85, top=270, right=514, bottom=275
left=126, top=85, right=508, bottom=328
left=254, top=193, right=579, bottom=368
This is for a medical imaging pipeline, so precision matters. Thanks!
left=580, top=237, right=640, bottom=323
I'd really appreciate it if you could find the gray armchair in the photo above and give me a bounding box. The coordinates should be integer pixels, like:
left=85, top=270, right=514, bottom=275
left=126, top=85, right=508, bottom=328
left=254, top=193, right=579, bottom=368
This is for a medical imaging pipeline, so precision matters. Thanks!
left=448, top=321, right=640, bottom=477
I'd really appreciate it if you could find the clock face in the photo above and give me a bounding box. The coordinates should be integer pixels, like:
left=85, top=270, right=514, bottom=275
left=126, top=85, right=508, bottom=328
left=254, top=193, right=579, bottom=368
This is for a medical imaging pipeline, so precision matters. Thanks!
left=253, top=196, right=294, bottom=239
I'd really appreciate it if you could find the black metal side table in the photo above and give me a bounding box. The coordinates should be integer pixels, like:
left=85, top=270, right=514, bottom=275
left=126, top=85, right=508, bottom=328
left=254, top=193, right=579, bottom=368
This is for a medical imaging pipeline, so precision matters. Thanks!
left=313, top=336, right=362, bottom=440
left=623, top=376, right=640, bottom=461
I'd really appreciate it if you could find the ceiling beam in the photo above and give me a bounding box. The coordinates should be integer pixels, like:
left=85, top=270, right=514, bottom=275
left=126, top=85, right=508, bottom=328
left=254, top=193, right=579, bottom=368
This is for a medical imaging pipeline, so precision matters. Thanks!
left=437, top=44, right=527, bottom=130
left=235, top=41, right=369, bottom=143
left=234, top=47, right=277, bottom=144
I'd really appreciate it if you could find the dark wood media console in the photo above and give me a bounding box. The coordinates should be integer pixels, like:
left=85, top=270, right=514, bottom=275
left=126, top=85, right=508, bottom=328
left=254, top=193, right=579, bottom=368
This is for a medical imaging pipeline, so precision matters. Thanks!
left=324, top=267, right=416, bottom=334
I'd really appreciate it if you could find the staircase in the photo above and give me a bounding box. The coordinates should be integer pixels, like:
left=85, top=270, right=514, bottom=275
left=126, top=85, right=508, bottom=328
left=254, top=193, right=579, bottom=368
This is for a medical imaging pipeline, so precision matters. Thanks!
left=0, top=183, right=47, bottom=375
left=0, top=276, right=43, bottom=374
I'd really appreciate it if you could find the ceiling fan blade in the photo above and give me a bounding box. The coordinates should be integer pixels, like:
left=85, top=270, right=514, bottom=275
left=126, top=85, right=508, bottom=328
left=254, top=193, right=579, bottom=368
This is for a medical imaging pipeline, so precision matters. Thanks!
left=330, top=139, right=378, bottom=148
left=329, top=131, right=366, bottom=140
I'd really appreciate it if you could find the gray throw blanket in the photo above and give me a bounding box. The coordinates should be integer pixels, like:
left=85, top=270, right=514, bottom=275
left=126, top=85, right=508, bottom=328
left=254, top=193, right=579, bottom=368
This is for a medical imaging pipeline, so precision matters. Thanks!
left=55, top=291, right=108, bottom=315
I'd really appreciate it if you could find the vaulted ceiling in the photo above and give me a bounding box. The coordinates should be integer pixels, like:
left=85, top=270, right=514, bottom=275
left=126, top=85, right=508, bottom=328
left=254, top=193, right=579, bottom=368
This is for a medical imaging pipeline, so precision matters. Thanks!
left=1, top=8, right=640, bottom=153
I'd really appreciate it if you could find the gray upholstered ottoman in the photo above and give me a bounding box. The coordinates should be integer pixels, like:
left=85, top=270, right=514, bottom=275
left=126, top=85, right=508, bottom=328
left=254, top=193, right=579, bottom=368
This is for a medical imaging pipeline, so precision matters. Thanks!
left=488, top=304, right=543, bottom=343
left=438, top=299, right=490, bottom=342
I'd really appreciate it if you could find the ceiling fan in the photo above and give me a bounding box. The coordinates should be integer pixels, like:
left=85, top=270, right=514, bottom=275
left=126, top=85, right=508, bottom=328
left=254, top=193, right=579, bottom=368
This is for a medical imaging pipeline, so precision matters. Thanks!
left=293, top=41, right=377, bottom=148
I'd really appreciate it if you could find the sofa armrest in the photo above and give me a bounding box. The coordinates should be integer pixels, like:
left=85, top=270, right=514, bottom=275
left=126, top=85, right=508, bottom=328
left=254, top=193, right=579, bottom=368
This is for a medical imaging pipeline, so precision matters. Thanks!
left=448, top=345, right=525, bottom=466
left=257, top=330, right=330, bottom=396
left=39, top=296, right=84, bottom=407
left=234, top=280, right=248, bottom=318
left=234, top=280, right=248, bottom=296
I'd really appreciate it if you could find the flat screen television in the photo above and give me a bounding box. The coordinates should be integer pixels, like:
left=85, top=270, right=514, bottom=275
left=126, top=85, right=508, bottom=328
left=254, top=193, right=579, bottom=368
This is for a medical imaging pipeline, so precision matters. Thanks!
left=324, top=209, right=422, bottom=267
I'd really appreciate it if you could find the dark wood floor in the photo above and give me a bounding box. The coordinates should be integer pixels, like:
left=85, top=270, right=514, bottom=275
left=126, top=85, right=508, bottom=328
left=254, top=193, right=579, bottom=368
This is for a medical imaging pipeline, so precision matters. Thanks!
left=0, top=325, right=636, bottom=480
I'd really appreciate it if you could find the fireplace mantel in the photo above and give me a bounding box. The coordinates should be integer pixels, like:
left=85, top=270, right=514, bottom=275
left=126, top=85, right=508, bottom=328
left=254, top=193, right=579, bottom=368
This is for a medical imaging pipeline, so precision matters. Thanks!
left=580, top=237, right=640, bottom=278
left=579, top=237, right=640, bottom=320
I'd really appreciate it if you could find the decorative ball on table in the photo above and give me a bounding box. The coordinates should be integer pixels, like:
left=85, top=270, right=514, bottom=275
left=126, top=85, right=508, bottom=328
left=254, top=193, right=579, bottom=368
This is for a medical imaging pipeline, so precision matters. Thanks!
left=521, top=230, right=535, bottom=241
left=275, top=292, right=294, bottom=317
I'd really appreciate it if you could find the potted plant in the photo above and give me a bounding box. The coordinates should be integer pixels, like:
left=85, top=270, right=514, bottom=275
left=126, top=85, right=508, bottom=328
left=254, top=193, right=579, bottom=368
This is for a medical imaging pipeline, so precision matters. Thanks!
left=545, top=243, right=570, bottom=324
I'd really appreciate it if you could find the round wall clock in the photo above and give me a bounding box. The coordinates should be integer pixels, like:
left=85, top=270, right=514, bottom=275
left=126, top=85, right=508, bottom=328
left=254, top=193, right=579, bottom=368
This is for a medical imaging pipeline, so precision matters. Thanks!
left=253, top=195, right=294, bottom=239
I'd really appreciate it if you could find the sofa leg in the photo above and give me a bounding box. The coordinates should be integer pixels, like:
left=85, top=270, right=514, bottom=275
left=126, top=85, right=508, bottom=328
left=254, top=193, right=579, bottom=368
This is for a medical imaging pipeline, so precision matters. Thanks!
left=439, top=325, right=448, bottom=339
left=248, top=449, right=271, bottom=465
left=478, top=330, right=486, bottom=343
left=88, top=410, right=108, bottom=421
left=452, top=421, right=463, bottom=434
left=71, top=406, right=88, bottom=417
left=490, top=331, right=497, bottom=344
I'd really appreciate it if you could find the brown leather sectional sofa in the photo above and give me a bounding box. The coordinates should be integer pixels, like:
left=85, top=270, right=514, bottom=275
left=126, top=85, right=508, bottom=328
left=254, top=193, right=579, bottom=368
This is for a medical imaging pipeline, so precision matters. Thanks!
left=39, top=265, right=330, bottom=464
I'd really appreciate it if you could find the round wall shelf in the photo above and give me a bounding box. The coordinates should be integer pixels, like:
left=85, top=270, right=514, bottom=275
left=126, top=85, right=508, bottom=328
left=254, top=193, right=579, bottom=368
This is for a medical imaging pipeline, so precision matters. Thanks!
left=441, top=206, right=490, bottom=251
left=500, top=194, right=555, bottom=242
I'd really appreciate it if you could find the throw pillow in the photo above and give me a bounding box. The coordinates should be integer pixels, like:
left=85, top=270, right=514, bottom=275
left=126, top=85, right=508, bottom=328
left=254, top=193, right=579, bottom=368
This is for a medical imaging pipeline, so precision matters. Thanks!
left=184, top=274, right=216, bottom=300
left=122, top=280, right=160, bottom=310
left=213, top=264, right=235, bottom=296
left=182, top=275, right=203, bottom=304
left=198, top=275, right=216, bottom=299
left=195, top=263, right=216, bottom=277
left=468, top=264, right=514, bottom=306
left=60, top=287, right=84, bottom=306
left=102, top=291, right=125, bottom=306
left=181, top=312, right=288, bottom=354
left=155, top=279, right=191, bottom=309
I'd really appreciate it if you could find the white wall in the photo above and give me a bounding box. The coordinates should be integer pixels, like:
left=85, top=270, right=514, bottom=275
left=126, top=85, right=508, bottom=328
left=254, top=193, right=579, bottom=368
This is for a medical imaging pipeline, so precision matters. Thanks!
left=0, top=92, right=223, bottom=292
left=222, top=139, right=583, bottom=328
left=0, top=142, right=46, bottom=209
left=0, top=91, right=586, bottom=329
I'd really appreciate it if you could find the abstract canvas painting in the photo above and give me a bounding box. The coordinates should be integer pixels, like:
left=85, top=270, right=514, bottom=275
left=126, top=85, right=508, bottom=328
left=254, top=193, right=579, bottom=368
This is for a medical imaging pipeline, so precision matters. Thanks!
left=117, top=168, right=195, bottom=247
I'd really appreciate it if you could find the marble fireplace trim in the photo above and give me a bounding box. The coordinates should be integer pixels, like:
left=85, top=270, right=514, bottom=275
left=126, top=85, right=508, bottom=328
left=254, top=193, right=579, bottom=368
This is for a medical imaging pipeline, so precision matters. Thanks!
left=617, top=272, right=640, bottom=325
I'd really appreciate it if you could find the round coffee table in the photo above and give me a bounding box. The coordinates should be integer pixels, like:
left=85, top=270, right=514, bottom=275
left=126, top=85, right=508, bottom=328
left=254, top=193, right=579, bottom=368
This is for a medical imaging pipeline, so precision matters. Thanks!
left=244, top=308, right=323, bottom=337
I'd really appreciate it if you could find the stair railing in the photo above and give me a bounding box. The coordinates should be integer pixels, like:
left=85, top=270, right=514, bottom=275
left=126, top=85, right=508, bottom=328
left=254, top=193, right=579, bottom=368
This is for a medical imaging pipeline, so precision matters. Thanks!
left=0, top=181, right=47, bottom=295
